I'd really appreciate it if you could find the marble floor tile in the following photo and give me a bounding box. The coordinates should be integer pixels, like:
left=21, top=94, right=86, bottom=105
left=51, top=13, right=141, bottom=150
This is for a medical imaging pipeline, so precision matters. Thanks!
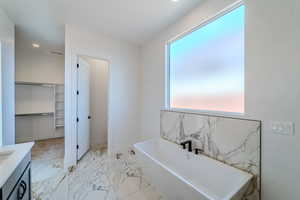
left=31, top=138, right=165, bottom=200
left=124, top=186, right=165, bottom=200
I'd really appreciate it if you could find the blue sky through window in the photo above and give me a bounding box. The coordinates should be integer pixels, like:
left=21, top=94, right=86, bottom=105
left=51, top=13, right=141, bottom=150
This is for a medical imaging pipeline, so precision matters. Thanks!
left=169, top=6, right=244, bottom=113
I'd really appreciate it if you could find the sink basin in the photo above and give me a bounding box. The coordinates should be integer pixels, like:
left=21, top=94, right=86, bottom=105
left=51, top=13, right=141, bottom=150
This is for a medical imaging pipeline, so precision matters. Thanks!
left=0, top=148, right=14, bottom=164
left=0, top=149, right=14, bottom=156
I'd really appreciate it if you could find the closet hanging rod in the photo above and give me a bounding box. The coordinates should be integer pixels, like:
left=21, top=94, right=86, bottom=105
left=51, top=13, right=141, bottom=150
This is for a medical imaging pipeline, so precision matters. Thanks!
left=15, top=81, right=64, bottom=87
left=15, top=112, right=54, bottom=117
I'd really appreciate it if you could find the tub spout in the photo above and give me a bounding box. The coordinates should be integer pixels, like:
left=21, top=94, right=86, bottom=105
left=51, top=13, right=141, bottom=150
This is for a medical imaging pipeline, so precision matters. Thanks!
left=194, top=148, right=204, bottom=155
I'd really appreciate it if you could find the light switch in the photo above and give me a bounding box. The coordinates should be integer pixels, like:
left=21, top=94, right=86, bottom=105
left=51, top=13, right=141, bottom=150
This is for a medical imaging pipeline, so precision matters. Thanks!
left=271, top=121, right=295, bottom=136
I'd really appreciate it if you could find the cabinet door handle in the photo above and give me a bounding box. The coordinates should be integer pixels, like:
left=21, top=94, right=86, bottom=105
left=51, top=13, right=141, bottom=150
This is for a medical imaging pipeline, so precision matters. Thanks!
left=18, top=180, right=27, bottom=200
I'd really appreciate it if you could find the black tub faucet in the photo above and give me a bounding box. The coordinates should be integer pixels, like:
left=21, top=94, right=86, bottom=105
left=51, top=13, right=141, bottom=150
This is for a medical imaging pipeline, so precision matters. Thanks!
left=194, top=148, right=204, bottom=155
left=180, top=140, right=192, bottom=152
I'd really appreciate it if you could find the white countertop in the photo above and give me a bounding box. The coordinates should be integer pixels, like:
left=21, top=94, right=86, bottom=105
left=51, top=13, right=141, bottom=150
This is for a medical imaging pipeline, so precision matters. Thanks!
left=0, top=142, right=34, bottom=188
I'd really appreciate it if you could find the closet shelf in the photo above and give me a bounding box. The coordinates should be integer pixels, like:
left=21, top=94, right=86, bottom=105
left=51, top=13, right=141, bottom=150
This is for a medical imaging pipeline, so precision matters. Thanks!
left=15, top=81, right=64, bottom=87
left=55, top=116, right=64, bottom=119
left=15, top=111, right=54, bottom=117
left=55, top=124, right=64, bottom=128
left=54, top=84, right=65, bottom=128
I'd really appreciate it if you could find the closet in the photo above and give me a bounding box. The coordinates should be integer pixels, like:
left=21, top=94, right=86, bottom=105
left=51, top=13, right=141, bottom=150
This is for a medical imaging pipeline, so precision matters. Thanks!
left=15, top=82, right=64, bottom=143
left=14, top=38, right=65, bottom=143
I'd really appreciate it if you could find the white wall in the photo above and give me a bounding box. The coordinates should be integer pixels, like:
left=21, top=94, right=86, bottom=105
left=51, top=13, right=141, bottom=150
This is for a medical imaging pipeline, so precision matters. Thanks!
left=0, top=41, right=2, bottom=146
left=140, top=0, right=300, bottom=199
left=85, top=58, right=109, bottom=149
left=245, top=1, right=300, bottom=199
left=15, top=36, right=64, bottom=84
left=0, top=8, right=15, bottom=145
left=64, top=24, right=141, bottom=168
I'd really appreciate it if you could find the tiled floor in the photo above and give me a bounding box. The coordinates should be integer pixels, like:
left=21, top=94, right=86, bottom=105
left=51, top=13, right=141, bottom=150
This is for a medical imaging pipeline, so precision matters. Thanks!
left=31, top=138, right=165, bottom=200
left=31, top=138, right=65, bottom=184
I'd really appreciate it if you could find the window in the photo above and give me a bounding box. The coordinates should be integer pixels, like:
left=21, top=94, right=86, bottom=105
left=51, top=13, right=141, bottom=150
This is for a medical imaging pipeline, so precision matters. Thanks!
left=167, top=5, right=244, bottom=113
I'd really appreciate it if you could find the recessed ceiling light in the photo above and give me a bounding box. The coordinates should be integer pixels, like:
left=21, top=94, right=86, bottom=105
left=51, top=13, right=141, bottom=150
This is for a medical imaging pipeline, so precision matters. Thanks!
left=32, top=43, right=40, bottom=48
left=172, top=0, right=179, bottom=2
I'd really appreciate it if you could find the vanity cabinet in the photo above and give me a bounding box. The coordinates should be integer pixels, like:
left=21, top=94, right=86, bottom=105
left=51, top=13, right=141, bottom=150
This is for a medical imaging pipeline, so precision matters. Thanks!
left=0, top=153, right=31, bottom=200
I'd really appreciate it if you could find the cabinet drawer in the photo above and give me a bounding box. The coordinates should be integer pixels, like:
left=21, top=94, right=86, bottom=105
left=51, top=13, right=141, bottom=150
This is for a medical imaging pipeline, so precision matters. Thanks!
left=7, top=165, right=30, bottom=200
left=1, top=153, right=31, bottom=200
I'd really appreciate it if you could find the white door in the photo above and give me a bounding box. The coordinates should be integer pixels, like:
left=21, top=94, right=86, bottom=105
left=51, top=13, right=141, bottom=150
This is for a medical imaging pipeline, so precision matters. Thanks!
left=77, top=57, right=90, bottom=160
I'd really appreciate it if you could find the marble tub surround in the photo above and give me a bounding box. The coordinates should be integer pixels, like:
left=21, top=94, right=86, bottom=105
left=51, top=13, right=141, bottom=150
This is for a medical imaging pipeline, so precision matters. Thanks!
left=160, top=110, right=261, bottom=200
left=31, top=142, right=165, bottom=200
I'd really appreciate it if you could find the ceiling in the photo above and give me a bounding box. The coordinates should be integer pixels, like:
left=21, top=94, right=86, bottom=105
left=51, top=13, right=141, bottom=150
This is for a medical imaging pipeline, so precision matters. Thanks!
left=0, top=0, right=202, bottom=50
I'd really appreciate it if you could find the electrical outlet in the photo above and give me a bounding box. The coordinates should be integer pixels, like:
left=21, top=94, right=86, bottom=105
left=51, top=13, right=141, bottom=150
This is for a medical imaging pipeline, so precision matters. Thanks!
left=271, top=121, right=295, bottom=136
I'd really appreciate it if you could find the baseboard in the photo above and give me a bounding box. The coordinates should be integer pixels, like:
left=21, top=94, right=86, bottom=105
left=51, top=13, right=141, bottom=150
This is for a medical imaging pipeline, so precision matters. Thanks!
left=91, top=143, right=107, bottom=150
left=16, top=137, right=34, bottom=144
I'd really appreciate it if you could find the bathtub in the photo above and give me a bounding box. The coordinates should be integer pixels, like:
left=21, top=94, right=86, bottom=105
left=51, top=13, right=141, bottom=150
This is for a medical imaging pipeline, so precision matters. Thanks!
left=134, top=139, right=253, bottom=200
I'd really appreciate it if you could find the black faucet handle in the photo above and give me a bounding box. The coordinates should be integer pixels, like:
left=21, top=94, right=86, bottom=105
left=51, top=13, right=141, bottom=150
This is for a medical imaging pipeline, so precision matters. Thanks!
left=180, top=140, right=192, bottom=144
left=180, top=142, right=187, bottom=149
left=194, top=148, right=204, bottom=155
left=180, top=140, right=193, bottom=152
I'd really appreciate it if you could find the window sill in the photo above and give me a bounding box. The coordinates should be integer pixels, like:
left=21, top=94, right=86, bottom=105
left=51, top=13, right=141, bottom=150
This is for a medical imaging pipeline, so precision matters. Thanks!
left=161, top=107, right=256, bottom=121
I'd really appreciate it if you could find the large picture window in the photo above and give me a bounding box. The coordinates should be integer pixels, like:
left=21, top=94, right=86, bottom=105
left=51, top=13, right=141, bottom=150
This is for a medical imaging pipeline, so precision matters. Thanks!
left=168, top=5, right=244, bottom=113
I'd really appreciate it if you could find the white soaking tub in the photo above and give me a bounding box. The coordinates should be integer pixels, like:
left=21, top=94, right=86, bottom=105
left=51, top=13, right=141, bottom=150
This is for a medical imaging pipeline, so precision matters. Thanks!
left=134, top=139, right=253, bottom=200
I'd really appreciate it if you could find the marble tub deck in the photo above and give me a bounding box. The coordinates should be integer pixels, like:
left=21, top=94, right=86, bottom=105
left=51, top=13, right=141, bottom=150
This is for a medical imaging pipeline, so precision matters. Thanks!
left=31, top=138, right=165, bottom=200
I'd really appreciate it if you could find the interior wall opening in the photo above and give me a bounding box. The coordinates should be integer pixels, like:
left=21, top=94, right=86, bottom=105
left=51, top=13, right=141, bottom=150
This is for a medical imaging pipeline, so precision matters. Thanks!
left=77, top=55, right=109, bottom=161
left=14, top=30, right=66, bottom=182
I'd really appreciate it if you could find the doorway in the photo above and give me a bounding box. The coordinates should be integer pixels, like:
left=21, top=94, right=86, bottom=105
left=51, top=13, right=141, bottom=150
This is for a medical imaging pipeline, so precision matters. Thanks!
left=13, top=33, right=66, bottom=192
left=76, top=55, right=109, bottom=161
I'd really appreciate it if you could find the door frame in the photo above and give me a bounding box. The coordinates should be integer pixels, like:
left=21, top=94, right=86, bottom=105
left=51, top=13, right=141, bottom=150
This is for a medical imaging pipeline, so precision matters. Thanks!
left=75, top=54, right=111, bottom=163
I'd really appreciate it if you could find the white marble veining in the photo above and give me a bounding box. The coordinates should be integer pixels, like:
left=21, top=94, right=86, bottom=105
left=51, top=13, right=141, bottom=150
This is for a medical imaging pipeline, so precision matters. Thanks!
left=160, top=110, right=261, bottom=200
left=31, top=110, right=261, bottom=200
left=31, top=144, right=165, bottom=200
left=0, top=142, right=34, bottom=188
